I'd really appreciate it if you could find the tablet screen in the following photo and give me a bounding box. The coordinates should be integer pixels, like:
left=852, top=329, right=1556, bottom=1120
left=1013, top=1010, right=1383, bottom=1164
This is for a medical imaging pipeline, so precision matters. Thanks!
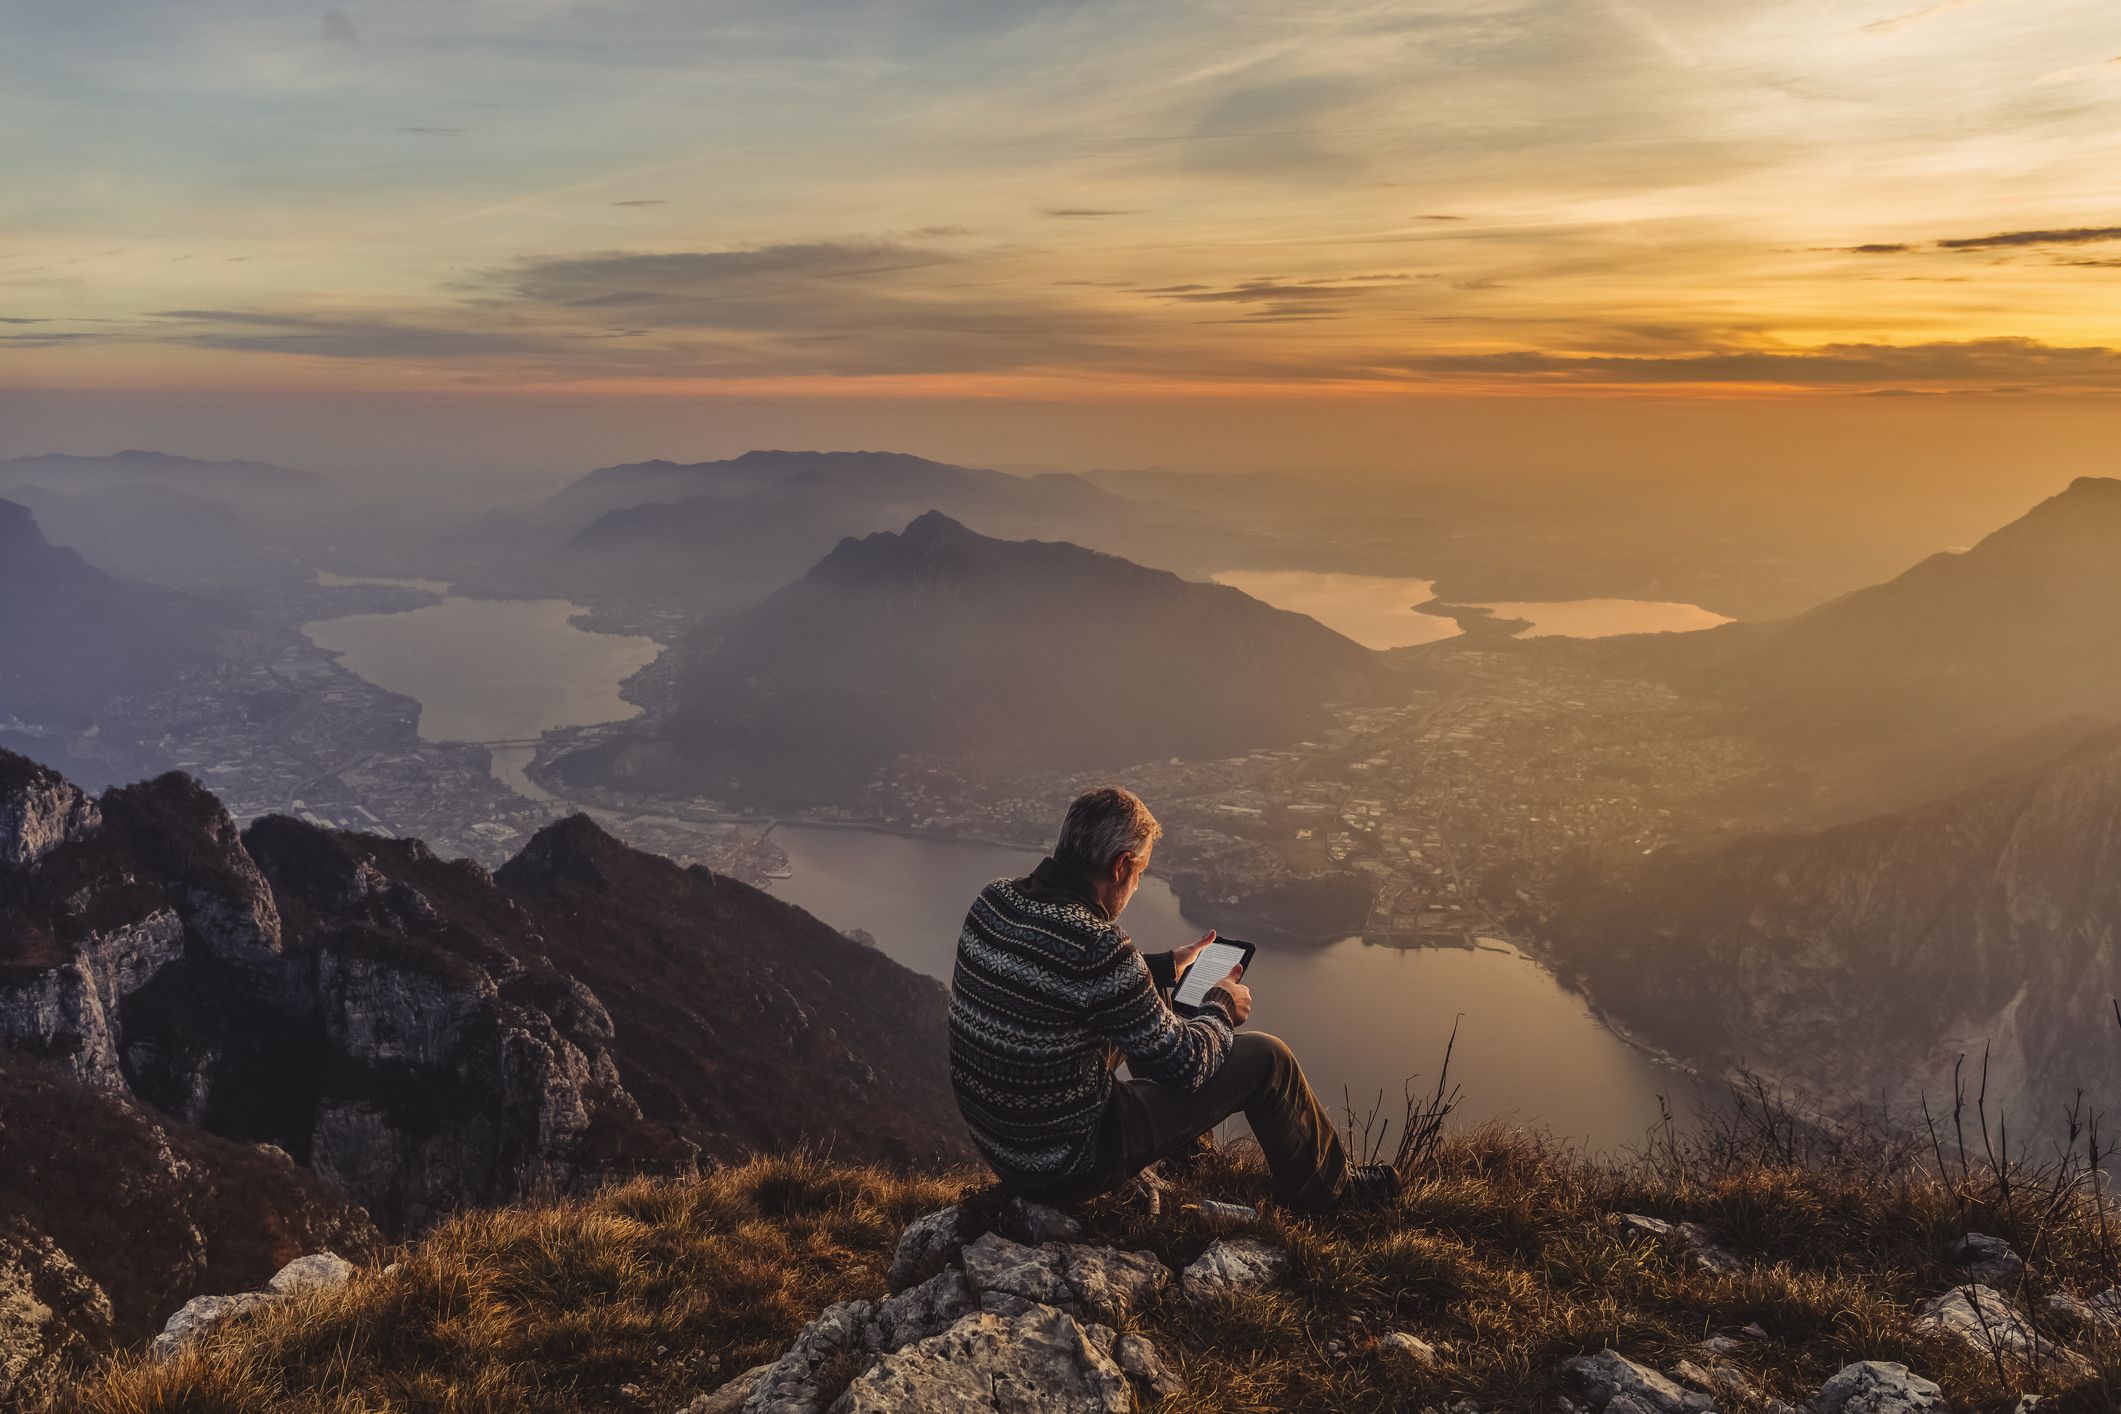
left=1173, top=941, right=1248, bottom=1008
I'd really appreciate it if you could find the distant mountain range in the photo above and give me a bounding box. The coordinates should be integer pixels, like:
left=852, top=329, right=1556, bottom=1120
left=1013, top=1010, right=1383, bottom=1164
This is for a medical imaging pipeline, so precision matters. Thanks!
left=549, top=511, right=1395, bottom=804
left=0, top=749, right=965, bottom=1238
left=537, top=449, right=1128, bottom=616
left=0, top=499, right=241, bottom=728
left=1631, top=475, right=2121, bottom=816
left=1542, top=727, right=2121, bottom=1127
left=0, top=449, right=324, bottom=506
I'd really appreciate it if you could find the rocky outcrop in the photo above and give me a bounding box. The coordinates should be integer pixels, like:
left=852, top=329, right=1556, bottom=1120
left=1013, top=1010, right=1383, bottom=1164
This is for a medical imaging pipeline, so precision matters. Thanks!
left=0, top=754, right=100, bottom=868
left=1911, top=1286, right=2088, bottom=1377
left=1810, top=1360, right=1945, bottom=1414
left=1180, top=1238, right=1287, bottom=1299
left=1560, top=1349, right=1715, bottom=1414
left=0, top=1225, right=112, bottom=1407
left=151, top=1251, right=356, bottom=1359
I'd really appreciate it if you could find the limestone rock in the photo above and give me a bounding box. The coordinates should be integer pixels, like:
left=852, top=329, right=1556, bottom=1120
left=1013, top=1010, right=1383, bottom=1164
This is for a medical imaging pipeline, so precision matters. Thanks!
left=1378, top=1331, right=1441, bottom=1366
left=267, top=1251, right=356, bottom=1296
left=0, top=759, right=100, bottom=868
left=871, top=1269, right=974, bottom=1354
left=150, top=1290, right=276, bottom=1360
left=2089, top=1288, right=2121, bottom=1325
left=741, top=1299, right=876, bottom=1414
left=1615, top=1214, right=1743, bottom=1278
left=1181, top=1238, right=1287, bottom=1299
left=888, top=1206, right=964, bottom=1294
left=960, top=1233, right=1169, bottom=1324
left=830, top=1305, right=1131, bottom=1414
left=0, top=1227, right=112, bottom=1404
left=1559, top=1350, right=1715, bottom=1414
left=1809, top=1360, right=1945, bottom=1414
left=1945, top=1233, right=2024, bottom=1287
left=1115, top=1330, right=1184, bottom=1400
left=1912, top=1285, right=2086, bottom=1376
left=1007, top=1198, right=1084, bottom=1244
left=680, top=1362, right=773, bottom=1414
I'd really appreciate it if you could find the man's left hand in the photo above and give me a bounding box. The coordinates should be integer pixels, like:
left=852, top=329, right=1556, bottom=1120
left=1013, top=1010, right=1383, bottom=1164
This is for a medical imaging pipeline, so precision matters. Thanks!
left=1170, top=931, right=1217, bottom=977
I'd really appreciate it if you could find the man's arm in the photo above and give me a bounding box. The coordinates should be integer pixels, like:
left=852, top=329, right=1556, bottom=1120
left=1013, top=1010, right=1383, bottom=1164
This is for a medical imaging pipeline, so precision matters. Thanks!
left=1083, top=932, right=1238, bottom=1093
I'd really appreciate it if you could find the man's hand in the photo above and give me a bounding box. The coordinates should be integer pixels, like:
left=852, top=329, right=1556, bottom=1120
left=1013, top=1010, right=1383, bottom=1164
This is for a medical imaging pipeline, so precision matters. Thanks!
left=1215, top=966, right=1252, bottom=1025
left=1170, top=930, right=1217, bottom=978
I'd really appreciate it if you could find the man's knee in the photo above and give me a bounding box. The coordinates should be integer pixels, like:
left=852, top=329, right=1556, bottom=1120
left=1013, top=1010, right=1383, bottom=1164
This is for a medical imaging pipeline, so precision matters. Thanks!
left=1231, top=1031, right=1299, bottom=1085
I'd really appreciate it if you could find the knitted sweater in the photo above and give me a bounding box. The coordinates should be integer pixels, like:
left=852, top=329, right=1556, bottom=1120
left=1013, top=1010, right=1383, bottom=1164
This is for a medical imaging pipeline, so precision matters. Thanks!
left=948, top=857, right=1240, bottom=1189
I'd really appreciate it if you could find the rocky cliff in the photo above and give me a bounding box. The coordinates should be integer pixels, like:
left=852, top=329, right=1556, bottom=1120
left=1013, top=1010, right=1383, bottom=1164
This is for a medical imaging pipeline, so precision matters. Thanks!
left=1541, top=730, right=2121, bottom=1124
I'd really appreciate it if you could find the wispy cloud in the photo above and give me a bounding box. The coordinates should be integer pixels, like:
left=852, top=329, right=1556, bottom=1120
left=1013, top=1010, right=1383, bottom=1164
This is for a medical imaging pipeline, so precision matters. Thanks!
left=1864, top=0, right=1984, bottom=35
left=1937, top=225, right=2121, bottom=250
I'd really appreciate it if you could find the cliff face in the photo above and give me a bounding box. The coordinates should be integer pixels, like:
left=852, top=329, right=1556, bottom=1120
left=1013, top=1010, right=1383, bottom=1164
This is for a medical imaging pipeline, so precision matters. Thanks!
left=1544, top=732, right=2121, bottom=1121
left=0, top=752, right=652, bottom=1234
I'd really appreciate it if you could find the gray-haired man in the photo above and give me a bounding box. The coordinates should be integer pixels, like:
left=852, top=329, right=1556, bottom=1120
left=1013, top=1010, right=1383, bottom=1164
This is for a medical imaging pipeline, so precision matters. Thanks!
left=947, top=785, right=1405, bottom=1209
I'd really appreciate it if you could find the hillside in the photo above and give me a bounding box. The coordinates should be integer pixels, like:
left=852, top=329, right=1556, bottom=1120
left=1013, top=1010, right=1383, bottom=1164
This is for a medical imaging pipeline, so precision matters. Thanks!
left=547, top=512, right=1394, bottom=804
left=1633, top=476, right=2121, bottom=813
left=0, top=499, right=242, bottom=727
left=0, top=750, right=968, bottom=1233
left=50, top=1123, right=2121, bottom=1413
left=1537, top=728, right=2121, bottom=1124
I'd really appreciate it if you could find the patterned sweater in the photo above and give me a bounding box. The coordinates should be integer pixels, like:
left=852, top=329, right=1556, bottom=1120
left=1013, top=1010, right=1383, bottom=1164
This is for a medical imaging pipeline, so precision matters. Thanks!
left=948, top=857, right=1240, bottom=1189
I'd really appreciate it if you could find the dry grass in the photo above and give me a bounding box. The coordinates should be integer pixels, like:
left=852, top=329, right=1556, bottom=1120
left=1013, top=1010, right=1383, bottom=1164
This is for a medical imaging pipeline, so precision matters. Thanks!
left=52, top=1107, right=2121, bottom=1414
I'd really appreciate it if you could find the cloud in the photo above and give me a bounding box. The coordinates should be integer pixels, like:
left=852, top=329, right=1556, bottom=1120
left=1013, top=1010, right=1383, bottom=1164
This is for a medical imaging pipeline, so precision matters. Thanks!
left=611, top=199, right=667, bottom=207
left=0, top=317, right=50, bottom=325
left=1863, top=0, right=1983, bottom=35
left=399, top=126, right=467, bottom=137
left=1392, top=337, right=2121, bottom=387
left=148, top=309, right=548, bottom=359
left=1937, top=225, right=2121, bottom=250
left=1147, top=279, right=1389, bottom=305
left=1838, top=243, right=1914, bottom=254
left=1042, top=208, right=1137, bottom=218
left=320, top=8, right=358, bottom=47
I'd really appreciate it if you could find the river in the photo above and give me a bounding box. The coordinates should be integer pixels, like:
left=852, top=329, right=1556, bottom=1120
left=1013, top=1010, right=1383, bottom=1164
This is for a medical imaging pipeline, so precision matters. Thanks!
left=301, top=574, right=1686, bottom=1152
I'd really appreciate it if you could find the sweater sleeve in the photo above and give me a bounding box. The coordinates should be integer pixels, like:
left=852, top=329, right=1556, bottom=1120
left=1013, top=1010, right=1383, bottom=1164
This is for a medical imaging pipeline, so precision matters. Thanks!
left=1083, top=932, right=1235, bottom=1093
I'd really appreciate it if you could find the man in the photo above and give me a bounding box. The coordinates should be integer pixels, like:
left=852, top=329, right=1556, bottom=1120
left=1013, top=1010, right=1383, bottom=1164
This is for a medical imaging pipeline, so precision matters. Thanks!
left=948, top=785, right=1405, bottom=1210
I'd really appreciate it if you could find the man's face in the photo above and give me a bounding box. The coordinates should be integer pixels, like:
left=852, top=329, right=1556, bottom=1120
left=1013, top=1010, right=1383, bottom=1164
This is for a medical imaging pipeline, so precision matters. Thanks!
left=1112, top=845, right=1150, bottom=917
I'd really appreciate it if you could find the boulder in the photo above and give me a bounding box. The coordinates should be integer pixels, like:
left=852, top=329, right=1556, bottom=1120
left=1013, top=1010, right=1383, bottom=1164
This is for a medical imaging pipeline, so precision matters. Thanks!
left=888, top=1206, right=964, bottom=1294
left=870, top=1270, right=975, bottom=1354
left=0, top=1228, right=112, bottom=1403
left=959, top=1233, right=1168, bottom=1324
left=1911, top=1286, right=2086, bottom=1376
left=1945, top=1233, right=2024, bottom=1287
left=1006, top=1198, right=1083, bottom=1244
left=1181, top=1239, right=1288, bottom=1299
left=150, top=1290, right=277, bottom=1360
left=1114, top=1331, right=1185, bottom=1400
left=267, top=1251, right=356, bottom=1295
left=678, top=1362, right=773, bottom=1414
left=830, top=1304, right=1131, bottom=1414
left=1559, top=1349, right=1715, bottom=1414
left=741, top=1299, right=876, bottom=1414
left=1615, top=1214, right=1743, bottom=1278
left=1809, top=1361, right=1945, bottom=1414
left=2089, top=1288, right=2121, bottom=1325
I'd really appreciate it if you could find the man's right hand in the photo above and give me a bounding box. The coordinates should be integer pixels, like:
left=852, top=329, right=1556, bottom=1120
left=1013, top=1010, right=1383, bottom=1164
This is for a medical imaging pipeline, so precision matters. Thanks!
left=1215, top=966, right=1251, bottom=1025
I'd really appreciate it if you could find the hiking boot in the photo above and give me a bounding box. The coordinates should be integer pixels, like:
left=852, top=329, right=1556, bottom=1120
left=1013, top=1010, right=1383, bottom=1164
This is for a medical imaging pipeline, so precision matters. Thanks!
left=1334, top=1162, right=1405, bottom=1209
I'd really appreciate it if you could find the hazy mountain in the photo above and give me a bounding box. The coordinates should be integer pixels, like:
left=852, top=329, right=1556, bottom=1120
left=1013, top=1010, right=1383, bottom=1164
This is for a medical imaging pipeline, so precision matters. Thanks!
left=0, top=449, right=324, bottom=511
left=0, top=750, right=965, bottom=1237
left=0, top=499, right=241, bottom=727
left=1543, top=728, right=2121, bottom=1127
left=548, top=511, right=1393, bottom=804
left=1, top=481, right=275, bottom=590
left=1634, top=475, right=2121, bottom=812
left=543, top=449, right=1131, bottom=615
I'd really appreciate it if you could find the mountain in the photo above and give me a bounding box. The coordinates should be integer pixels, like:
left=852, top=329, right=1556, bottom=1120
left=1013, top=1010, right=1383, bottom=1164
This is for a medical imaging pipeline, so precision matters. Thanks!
left=0, top=1049, right=379, bottom=1405
left=0, top=449, right=325, bottom=505
left=548, top=512, right=1393, bottom=804
left=1, top=481, right=271, bottom=590
left=544, top=450, right=1131, bottom=616
left=1540, top=727, right=2121, bottom=1125
left=0, top=499, right=242, bottom=728
left=1636, top=475, right=2121, bottom=811
left=0, top=751, right=968, bottom=1238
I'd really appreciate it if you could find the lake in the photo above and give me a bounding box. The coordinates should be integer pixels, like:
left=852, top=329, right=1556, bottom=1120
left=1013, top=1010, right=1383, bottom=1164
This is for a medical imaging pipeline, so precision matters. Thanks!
left=1213, top=569, right=1731, bottom=647
left=302, top=576, right=660, bottom=797
left=768, top=823, right=1681, bottom=1151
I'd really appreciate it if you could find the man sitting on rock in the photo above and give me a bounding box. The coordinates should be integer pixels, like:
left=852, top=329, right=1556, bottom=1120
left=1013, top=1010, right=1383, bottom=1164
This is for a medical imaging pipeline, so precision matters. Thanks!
left=948, top=785, right=1405, bottom=1211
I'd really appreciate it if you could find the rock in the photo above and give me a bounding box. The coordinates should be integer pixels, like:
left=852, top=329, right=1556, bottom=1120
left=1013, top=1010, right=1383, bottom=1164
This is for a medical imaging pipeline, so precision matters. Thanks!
left=870, top=1270, right=974, bottom=1354
left=1690, top=1335, right=1746, bottom=1359
left=887, top=1206, right=963, bottom=1294
left=2011, top=1397, right=2044, bottom=1413
left=2089, top=1288, right=2121, bottom=1324
left=1614, top=1214, right=1743, bottom=1278
left=959, top=1233, right=1169, bottom=1324
left=1378, top=1331, right=1441, bottom=1366
left=1810, top=1361, right=1945, bottom=1414
left=0, top=759, right=100, bottom=869
left=0, top=1227, right=112, bottom=1404
left=679, top=1363, right=773, bottom=1414
left=1006, top=1198, right=1083, bottom=1244
left=830, top=1305, right=1131, bottom=1414
left=1115, top=1331, right=1185, bottom=1400
left=1911, top=1285, right=2087, bottom=1376
left=1181, top=1239, right=1288, bottom=1299
left=1559, top=1350, right=1715, bottom=1414
left=150, top=1290, right=277, bottom=1359
left=1945, top=1233, right=2025, bottom=1287
left=2041, top=1290, right=2099, bottom=1327
left=741, top=1299, right=875, bottom=1414
left=267, top=1251, right=356, bottom=1295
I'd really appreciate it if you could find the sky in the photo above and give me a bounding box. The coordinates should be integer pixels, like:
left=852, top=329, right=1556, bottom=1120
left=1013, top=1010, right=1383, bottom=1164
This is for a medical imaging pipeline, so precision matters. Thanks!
left=3, top=0, right=2118, bottom=479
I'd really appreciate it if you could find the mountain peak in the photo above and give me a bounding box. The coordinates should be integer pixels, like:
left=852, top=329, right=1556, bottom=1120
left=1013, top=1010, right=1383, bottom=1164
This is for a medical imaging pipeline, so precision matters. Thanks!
left=0, top=497, right=43, bottom=548
left=900, top=508, right=974, bottom=541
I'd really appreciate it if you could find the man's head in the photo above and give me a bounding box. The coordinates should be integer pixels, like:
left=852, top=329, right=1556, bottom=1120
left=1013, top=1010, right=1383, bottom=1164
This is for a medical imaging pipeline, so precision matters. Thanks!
left=1054, top=786, right=1162, bottom=919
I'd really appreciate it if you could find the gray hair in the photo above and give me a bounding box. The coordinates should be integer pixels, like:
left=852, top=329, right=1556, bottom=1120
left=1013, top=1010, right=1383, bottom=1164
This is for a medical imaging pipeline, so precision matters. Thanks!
left=1053, top=787, right=1162, bottom=870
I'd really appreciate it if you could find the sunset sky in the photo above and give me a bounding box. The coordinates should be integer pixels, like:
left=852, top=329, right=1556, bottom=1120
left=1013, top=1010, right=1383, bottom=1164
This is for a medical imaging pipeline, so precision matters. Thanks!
left=4, top=0, right=2117, bottom=477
